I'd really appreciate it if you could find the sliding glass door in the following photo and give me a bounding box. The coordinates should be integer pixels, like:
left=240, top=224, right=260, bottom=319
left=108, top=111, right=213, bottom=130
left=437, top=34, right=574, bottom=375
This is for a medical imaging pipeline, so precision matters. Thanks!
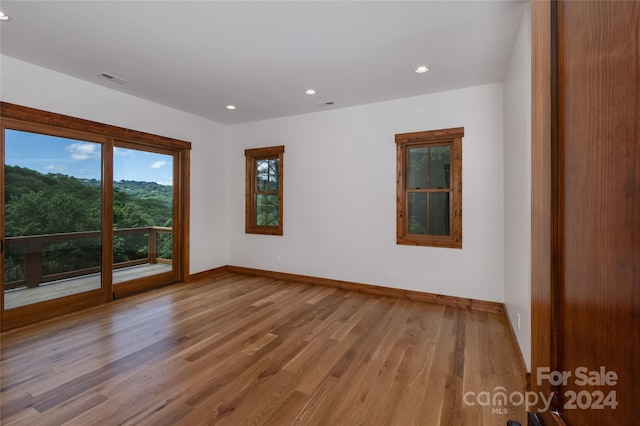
left=111, top=141, right=178, bottom=297
left=3, top=127, right=106, bottom=310
left=1, top=103, right=190, bottom=330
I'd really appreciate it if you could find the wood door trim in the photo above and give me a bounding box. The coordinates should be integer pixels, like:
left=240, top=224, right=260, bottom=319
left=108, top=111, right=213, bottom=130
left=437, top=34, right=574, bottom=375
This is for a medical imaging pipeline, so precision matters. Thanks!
left=0, top=119, right=5, bottom=325
left=2, top=290, right=106, bottom=331
left=550, top=0, right=562, bottom=412
left=531, top=0, right=562, bottom=422
left=0, top=102, right=191, bottom=150
left=112, top=272, right=178, bottom=299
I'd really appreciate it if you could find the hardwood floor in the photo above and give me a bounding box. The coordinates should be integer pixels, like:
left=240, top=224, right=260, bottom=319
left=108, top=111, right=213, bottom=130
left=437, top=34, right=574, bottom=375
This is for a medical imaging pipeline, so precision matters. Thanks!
left=0, top=273, right=526, bottom=425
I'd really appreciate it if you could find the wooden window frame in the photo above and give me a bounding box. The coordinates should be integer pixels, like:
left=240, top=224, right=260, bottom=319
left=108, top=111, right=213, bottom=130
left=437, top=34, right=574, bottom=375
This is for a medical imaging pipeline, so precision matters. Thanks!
left=395, top=127, right=463, bottom=248
left=245, top=145, right=284, bottom=236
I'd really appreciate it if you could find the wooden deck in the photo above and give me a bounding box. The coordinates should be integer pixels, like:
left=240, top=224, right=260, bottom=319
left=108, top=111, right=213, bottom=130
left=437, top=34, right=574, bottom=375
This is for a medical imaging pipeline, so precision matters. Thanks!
left=4, top=263, right=173, bottom=310
left=0, top=273, right=527, bottom=425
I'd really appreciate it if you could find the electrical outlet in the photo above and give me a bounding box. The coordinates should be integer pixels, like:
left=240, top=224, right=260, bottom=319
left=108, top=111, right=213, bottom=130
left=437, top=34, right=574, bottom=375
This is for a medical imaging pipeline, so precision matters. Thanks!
left=276, top=256, right=282, bottom=264
left=516, top=313, right=521, bottom=330
left=428, top=273, right=436, bottom=284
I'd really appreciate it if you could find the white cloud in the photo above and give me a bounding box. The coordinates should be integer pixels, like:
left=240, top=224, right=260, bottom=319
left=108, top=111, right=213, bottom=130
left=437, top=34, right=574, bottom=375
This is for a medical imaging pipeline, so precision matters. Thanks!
left=66, top=143, right=100, bottom=160
left=114, top=147, right=136, bottom=157
left=150, top=161, right=167, bottom=169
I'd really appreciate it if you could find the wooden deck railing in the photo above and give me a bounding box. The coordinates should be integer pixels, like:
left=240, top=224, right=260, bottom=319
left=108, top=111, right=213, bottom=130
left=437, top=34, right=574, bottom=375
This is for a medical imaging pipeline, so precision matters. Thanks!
left=4, top=227, right=172, bottom=290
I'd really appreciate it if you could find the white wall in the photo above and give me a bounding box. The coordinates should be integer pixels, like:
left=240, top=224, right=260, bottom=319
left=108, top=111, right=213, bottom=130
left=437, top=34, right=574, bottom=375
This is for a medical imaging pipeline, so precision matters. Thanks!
left=227, top=83, right=505, bottom=303
left=503, top=5, right=532, bottom=370
left=0, top=55, right=229, bottom=274
left=2, top=50, right=531, bottom=334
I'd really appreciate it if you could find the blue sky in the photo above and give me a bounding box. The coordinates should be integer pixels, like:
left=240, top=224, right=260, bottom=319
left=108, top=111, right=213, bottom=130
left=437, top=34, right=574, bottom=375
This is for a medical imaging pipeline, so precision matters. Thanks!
left=4, top=129, right=173, bottom=185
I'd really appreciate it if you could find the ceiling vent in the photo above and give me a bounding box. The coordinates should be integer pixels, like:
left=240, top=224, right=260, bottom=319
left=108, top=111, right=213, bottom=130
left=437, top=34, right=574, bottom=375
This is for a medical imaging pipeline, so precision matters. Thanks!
left=316, top=101, right=335, bottom=107
left=98, top=72, right=128, bottom=84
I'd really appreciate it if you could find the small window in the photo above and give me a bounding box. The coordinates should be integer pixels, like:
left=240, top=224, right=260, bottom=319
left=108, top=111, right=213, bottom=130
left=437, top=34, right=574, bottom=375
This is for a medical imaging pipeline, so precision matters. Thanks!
left=396, top=127, right=463, bottom=248
left=245, top=146, right=284, bottom=235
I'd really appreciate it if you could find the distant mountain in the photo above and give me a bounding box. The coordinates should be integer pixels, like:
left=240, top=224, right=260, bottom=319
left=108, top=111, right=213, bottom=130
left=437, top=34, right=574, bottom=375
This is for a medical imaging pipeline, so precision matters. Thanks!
left=4, top=165, right=173, bottom=236
left=80, top=178, right=173, bottom=207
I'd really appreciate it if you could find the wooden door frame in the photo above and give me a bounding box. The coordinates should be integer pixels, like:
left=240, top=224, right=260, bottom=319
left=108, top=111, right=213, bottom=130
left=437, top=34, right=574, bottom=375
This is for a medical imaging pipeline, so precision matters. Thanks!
left=0, top=102, right=191, bottom=331
left=531, top=1, right=639, bottom=424
left=531, top=0, right=563, bottom=424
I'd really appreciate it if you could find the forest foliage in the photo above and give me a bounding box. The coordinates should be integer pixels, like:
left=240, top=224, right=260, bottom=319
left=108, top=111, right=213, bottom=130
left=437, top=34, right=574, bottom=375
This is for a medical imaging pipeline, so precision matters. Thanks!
left=4, top=166, right=173, bottom=284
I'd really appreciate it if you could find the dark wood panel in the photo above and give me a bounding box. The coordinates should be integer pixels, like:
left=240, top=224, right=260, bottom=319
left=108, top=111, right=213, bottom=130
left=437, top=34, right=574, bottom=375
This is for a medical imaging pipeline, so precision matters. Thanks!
left=557, top=1, right=640, bottom=424
left=532, top=1, right=639, bottom=424
left=0, top=273, right=526, bottom=425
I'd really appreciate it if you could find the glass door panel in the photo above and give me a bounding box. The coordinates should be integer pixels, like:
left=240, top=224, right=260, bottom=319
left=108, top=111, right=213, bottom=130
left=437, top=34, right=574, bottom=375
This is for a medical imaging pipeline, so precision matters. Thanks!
left=112, top=143, right=177, bottom=294
left=3, top=129, right=103, bottom=309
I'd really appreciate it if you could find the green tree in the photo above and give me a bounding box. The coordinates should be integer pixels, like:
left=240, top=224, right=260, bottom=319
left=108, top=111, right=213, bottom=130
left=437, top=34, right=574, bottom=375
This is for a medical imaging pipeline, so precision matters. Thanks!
left=4, top=166, right=173, bottom=283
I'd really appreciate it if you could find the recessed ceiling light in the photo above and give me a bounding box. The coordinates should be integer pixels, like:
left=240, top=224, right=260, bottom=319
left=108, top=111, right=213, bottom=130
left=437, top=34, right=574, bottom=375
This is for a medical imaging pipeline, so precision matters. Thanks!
left=0, top=11, right=10, bottom=21
left=304, top=89, right=317, bottom=95
left=414, top=66, right=430, bottom=74
left=225, top=105, right=237, bottom=110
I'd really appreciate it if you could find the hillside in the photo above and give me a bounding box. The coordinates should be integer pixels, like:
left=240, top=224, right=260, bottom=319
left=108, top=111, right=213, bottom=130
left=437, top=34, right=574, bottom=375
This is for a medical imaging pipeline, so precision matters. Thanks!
left=4, top=165, right=173, bottom=236
left=81, top=178, right=173, bottom=207
left=4, top=166, right=174, bottom=282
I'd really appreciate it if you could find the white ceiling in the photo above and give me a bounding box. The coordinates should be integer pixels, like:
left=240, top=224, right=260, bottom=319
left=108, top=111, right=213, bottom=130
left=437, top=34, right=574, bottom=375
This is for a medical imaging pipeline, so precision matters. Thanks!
left=0, top=1, right=526, bottom=125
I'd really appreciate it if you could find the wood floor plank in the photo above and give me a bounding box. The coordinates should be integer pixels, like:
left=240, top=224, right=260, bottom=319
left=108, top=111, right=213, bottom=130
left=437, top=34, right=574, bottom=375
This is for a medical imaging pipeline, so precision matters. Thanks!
left=30, top=392, right=109, bottom=425
left=0, top=272, right=526, bottom=425
left=329, top=301, right=418, bottom=424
